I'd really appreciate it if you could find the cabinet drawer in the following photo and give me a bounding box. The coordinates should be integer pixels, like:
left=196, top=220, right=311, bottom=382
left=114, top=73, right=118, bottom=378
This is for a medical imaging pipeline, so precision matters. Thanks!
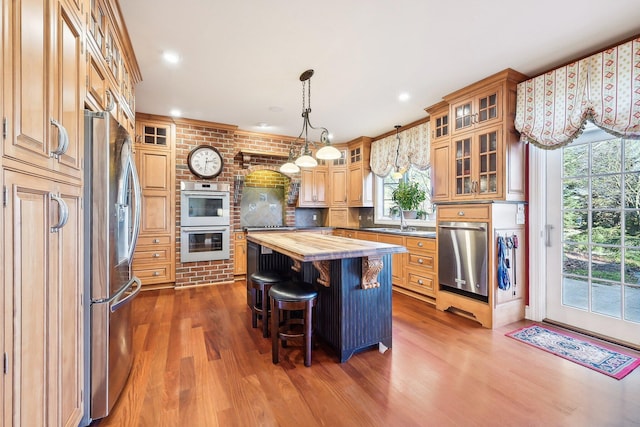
left=405, top=237, right=436, bottom=252
left=438, top=205, right=490, bottom=221
left=405, top=271, right=436, bottom=296
left=133, top=263, right=171, bottom=282
left=134, top=246, right=171, bottom=262
left=137, top=235, right=172, bottom=246
left=407, top=253, right=435, bottom=271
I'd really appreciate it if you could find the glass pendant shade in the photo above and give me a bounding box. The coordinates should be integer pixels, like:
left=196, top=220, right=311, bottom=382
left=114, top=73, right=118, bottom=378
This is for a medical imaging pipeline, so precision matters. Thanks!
left=280, top=161, right=300, bottom=173
left=391, top=168, right=404, bottom=180
left=295, top=154, right=318, bottom=167
left=315, top=144, right=342, bottom=160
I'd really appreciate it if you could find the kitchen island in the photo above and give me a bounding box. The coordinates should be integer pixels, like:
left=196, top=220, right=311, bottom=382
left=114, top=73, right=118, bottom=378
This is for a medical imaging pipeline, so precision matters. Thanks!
left=246, top=232, right=407, bottom=362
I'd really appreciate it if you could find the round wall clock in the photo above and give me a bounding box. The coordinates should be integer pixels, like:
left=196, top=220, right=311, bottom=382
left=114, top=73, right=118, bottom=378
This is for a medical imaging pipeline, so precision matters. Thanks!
left=187, top=145, right=224, bottom=179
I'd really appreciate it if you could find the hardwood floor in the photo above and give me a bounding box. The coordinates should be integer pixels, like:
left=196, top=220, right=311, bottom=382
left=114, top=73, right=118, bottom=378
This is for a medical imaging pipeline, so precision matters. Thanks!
left=94, top=281, right=640, bottom=427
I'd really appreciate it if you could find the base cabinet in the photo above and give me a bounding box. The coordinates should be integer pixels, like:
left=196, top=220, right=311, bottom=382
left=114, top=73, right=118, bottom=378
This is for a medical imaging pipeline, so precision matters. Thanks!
left=2, top=169, right=84, bottom=427
left=435, top=203, right=526, bottom=328
left=339, top=229, right=437, bottom=303
left=234, top=232, right=247, bottom=275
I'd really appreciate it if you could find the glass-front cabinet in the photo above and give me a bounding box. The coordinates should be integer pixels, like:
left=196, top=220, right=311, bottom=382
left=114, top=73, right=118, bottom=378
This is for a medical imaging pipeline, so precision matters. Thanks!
left=453, top=126, right=502, bottom=200
left=450, top=84, right=502, bottom=135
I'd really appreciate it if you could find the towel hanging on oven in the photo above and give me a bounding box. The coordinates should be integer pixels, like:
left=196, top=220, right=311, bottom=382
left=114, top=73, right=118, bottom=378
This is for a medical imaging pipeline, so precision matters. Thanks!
left=497, top=236, right=511, bottom=291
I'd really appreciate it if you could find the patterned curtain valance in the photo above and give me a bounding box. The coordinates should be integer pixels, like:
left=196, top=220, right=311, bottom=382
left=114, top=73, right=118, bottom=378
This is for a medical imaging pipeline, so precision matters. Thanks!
left=370, top=121, right=431, bottom=177
left=515, top=37, right=640, bottom=149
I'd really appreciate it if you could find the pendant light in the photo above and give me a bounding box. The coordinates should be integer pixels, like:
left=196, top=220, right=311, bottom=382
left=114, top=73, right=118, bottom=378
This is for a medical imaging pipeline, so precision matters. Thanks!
left=281, top=69, right=340, bottom=172
left=391, top=125, right=405, bottom=179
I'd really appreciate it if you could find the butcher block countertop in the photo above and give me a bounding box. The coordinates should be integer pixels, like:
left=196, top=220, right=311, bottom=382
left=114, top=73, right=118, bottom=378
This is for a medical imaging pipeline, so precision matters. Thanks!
left=246, top=231, right=407, bottom=262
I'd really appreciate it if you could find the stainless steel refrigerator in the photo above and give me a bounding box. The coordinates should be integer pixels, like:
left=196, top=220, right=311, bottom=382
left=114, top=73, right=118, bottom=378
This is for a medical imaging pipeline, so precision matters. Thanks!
left=83, top=110, right=142, bottom=424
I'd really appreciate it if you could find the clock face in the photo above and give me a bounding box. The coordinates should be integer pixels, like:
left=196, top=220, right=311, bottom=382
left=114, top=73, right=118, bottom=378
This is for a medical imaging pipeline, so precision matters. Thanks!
left=187, top=145, right=224, bottom=179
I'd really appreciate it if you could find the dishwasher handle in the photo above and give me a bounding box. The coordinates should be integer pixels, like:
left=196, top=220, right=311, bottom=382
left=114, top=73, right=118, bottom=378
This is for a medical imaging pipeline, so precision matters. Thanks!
left=439, top=224, right=486, bottom=232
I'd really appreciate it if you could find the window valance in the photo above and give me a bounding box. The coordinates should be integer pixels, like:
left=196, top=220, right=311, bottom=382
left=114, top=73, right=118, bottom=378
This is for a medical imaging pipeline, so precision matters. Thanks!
left=370, top=121, right=431, bottom=177
left=515, top=37, right=640, bottom=149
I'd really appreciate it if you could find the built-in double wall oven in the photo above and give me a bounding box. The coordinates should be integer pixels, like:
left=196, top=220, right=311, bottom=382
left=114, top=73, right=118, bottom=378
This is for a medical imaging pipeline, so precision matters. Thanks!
left=180, top=182, right=230, bottom=262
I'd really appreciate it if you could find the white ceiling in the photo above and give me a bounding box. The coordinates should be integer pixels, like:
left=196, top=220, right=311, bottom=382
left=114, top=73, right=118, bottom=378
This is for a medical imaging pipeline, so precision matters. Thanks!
left=119, top=0, right=640, bottom=144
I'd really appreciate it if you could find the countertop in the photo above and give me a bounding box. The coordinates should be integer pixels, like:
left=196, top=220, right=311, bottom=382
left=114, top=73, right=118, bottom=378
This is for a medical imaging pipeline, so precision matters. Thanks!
left=246, top=231, right=407, bottom=262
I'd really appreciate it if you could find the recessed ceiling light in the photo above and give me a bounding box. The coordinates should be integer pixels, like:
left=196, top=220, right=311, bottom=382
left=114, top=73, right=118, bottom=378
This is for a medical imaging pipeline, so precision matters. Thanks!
left=170, top=109, right=182, bottom=117
left=162, top=51, right=181, bottom=64
left=257, top=122, right=269, bottom=128
left=398, top=92, right=410, bottom=102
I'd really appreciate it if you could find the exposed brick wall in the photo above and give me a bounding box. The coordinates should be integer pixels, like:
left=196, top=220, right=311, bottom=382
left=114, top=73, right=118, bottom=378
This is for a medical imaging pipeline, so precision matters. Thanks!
left=171, top=118, right=299, bottom=288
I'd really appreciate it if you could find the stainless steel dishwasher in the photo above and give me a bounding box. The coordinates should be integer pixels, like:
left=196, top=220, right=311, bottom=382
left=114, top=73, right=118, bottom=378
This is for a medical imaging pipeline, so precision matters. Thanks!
left=438, top=222, right=488, bottom=300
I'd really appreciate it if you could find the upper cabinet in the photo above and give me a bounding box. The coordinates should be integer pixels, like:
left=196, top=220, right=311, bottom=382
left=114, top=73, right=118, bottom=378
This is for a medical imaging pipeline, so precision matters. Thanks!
left=450, top=84, right=502, bottom=135
left=347, top=136, right=373, bottom=207
left=429, top=100, right=450, bottom=144
left=298, top=162, right=329, bottom=207
left=428, top=69, right=528, bottom=202
left=3, top=0, right=85, bottom=181
left=329, top=147, right=348, bottom=207
left=85, top=0, right=140, bottom=133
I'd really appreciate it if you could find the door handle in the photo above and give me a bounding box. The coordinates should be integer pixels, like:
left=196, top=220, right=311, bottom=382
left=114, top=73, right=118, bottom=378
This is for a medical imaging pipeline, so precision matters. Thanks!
left=545, top=224, right=554, bottom=247
left=49, top=118, right=69, bottom=158
left=50, top=193, right=69, bottom=233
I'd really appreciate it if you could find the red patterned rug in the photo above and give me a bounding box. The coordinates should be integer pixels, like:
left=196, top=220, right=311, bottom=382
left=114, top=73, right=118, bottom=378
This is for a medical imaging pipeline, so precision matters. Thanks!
left=506, top=324, right=640, bottom=380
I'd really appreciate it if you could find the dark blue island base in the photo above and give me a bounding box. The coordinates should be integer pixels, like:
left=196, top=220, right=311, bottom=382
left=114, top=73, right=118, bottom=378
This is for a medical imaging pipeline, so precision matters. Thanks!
left=247, top=240, right=393, bottom=362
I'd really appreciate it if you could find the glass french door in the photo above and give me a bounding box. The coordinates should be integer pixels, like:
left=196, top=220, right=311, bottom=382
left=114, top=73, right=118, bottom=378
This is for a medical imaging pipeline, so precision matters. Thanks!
left=546, top=126, right=640, bottom=345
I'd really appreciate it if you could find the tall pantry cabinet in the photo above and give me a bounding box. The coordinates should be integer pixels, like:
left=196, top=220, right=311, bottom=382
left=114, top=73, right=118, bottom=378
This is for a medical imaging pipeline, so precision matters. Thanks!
left=2, top=0, right=139, bottom=424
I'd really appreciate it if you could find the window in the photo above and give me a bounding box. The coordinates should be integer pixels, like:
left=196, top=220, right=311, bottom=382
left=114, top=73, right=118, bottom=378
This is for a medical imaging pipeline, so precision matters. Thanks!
left=375, top=166, right=434, bottom=225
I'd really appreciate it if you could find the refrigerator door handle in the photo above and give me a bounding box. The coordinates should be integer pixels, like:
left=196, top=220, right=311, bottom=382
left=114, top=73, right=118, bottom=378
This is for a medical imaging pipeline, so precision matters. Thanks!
left=126, top=141, right=142, bottom=262
left=91, top=276, right=140, bottom=307
left=110, top=276, right=142, bottom=313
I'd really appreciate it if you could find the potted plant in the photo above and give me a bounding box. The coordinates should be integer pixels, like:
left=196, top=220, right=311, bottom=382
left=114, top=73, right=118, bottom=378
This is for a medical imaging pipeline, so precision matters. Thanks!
left=391, top=181, right=426, bottom=219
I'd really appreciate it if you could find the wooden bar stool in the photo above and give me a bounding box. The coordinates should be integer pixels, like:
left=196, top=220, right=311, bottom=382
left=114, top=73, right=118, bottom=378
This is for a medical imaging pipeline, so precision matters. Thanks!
left=249, top=271, right=286, bottom=338
left=269, top=281, right=318, bottom=367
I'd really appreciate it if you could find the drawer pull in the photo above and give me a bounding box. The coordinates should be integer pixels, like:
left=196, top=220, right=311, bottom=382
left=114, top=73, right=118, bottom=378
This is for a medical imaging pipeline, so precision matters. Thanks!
left=417, top=242, right=423, bottom=247
left=418, top=258, right=424, bottom=264
left=153, top=271, right=160, bottom=276
left=153, top=239, right=160, bottom=243
left=418, top=279, right=424, bottom=285
left=458, top=211, right=465, bottom=216
left=153, top=253, right=160, bottom=258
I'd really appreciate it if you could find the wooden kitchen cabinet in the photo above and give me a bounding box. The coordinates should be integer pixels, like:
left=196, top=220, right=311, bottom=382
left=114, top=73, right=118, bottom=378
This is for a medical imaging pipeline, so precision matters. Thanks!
left=450, top=83, right=503, bottom=135
left=376, top=233, right=407, bottom=288
left=347, top=137, right=373, bottom=207
left=86, top=0, right=139, bottom=126
left=3, top=0, right=84, bottom=182
left=394, top=236, right=437, bottom=303
left=234, top=232, right=247, bottom=275
left=133, top=116, right=176, bottom=289
left=329, top=148, right=348, bottom=207
left=427, top=100, right=450, bottom=144
left=2, top=169, right=84, bottom=427
left=436, top=203, right=526, bottom=328
left=429, top=69, right=528, bottom=203
left=2, top=0, right=87, bottom=424
left=298, top=165, right=329, bottom=207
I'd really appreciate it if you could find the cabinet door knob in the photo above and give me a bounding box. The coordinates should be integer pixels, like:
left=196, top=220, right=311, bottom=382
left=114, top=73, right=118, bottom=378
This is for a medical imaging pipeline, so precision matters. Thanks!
left=153, top=253, right=160, bottom=258
left=153, top=239, right=160, bottom=243
left=458, top=211, right=465, bottom=216
left=153, top=271, right=160, bottom=276
left=418, top=279, right=424, bottom=285
left=418, top=258, right=424, bottom=264
left=417, top=242, right=423, bottom=247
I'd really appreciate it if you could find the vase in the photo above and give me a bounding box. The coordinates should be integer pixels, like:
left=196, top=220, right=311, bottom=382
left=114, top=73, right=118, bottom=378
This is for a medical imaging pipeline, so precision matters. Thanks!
left=402, top=210, right=417, bottom=219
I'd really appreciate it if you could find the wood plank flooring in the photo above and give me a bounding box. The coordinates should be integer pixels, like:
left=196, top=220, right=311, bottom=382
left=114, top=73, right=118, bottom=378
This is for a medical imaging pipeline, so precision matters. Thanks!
left=93, top=281, right=640, bottom=426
